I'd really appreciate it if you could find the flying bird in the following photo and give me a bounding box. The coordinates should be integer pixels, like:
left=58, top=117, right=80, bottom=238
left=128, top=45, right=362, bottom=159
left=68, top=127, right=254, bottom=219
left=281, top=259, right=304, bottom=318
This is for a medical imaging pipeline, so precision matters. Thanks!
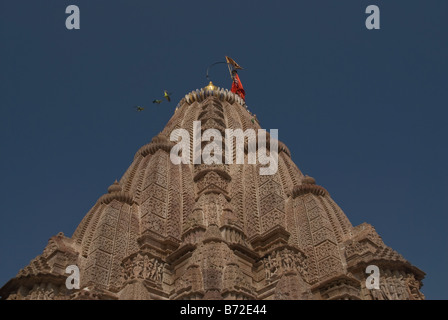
left=153, top=99, right=163, bottom=104
left=163, top=90, right=172, bottom=102
left=135, top=106, right=145, bottom=112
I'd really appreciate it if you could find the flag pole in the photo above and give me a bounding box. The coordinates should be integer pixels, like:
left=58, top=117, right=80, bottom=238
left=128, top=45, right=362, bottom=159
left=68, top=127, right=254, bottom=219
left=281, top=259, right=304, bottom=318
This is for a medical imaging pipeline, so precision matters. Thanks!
left=227, top=62, right=233, bottom=79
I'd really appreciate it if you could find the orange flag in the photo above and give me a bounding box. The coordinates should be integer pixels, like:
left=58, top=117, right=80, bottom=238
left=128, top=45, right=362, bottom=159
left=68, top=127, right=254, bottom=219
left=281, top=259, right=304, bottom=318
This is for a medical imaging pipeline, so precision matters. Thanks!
left=231, top=72, right=245, bottom=100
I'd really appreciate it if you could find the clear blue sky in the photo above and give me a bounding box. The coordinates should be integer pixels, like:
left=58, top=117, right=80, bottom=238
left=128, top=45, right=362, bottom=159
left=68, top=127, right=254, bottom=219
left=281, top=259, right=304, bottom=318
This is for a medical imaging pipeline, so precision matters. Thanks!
left=1, top=1, right=447, bottom=299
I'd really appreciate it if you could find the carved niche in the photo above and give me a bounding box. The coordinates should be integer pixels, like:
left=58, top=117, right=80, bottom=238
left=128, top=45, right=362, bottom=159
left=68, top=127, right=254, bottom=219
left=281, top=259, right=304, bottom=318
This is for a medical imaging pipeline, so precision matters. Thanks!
left=366, top=269, right=424, bottom=300
left=262, top=247, right=308, bottom=283
left=121, top=252, right=166, bottom=288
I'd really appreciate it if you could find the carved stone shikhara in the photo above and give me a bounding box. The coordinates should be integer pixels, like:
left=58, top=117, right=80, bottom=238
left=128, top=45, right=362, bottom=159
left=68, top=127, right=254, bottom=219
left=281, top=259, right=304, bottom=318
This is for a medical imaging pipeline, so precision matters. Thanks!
left=0, top=86, right=425, bottom=300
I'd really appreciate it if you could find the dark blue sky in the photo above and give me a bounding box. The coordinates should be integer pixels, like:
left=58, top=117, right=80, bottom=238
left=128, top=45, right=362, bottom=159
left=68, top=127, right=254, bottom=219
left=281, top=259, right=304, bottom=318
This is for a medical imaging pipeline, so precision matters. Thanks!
left=1, top=1, right=447, bottom=299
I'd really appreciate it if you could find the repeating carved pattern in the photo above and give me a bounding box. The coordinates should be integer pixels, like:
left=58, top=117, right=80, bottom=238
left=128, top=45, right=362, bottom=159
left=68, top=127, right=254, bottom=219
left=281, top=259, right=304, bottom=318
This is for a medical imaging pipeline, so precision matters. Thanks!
left=345, top=241, right=371, bottom=257
left=317, top=197, right=343, bottom=243
left=73, top=203, right=100, bottom=247
left=232, top=99, right=250, bottom=132
left=229, top=165, right=244, bottom=224
left=318, top=256, right=343, bottom=279
left=305, top=254, right=319, bottom=284
left=181, top=102, right=199, bottom=164
left=167, top=162, right=182, bottom=240
left=83, top=200, right=122, bottom=287
left=140, top=151, right=169, bottom=237
left=223, top=102, right=243, bottom=164
left=293, top=198, right=312, bottom=249
left=141, top=213, right=165, bottom=235
left=80, top=205, right=103, bottom=257
left=307, top=205, right=324, bottom=221
left=1, top=86, right=425, bottom=300
left=243, top=164, right=260, bottom=238
left=261, top=209, right=285, bottom=232
left=325, top=196, right=353, bottom=237
left=132, top=155, right=150, bottom=203
left=109, top=204, right=131, bottom=289
left=312, top=227, right=337, bottom=246
left=285, top=198, right=299, bottom=246
left=315, top=240, right=339, bottom=261
left=141, top=194, right=167, bottom=219
left=309, top=215, right=333, bottom=233
left=282, top=154, right=304, bottom=186
left=220, top=226, right=248, bottom=246
left=127, top=205, right=140, bottom=256
left=258, top=170, right=286, bottom=233
left=277, top=156, right=293, bottom=197
left=260, top=193, right=284, bottom=216
left=196, top=171, right=229, bottom=195
left=293, top=195, right=319, bottom=283
left=121, top=155, right=142, bottom=193
left=259, top=178, right=284, bottom=200
left=181, top=164, right=195, bottom=232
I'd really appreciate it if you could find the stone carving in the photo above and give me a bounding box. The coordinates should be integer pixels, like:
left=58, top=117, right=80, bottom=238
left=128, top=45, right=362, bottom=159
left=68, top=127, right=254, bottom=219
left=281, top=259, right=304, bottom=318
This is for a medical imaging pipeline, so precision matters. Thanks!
left=317, top=256, right=342, bottom=279
left=220, top=226, right=248, bottom=246
left=202, top=268, right=222, bottom=290
left=261, top=209, right=285, bottom=232
left=121, top=253, right=166, bottom=285
left=202, top=193, right=223, bottom=226
left=175, top=265, right=203, bottom=295
left=167, top=162, right=182, bottom=240
left=367, top=270, right=424, bottom=301
left=317, top=275, right=361, bottom=300
left=222, top=264, right=253, bottom=293
left=243, top=165, right=260, bottom=238
left=196, top=171, right=229, bottom=195
left=262, top=248, right=308, bottom=282
left=274, top=273, right=311, bottom=300
left=405, top=274, right=425, bottom=300
left=0, top=85, right=425, bottom=300
left=345, top=240, right=370, bottom=258
left=186, top=206, right=204, bottom=229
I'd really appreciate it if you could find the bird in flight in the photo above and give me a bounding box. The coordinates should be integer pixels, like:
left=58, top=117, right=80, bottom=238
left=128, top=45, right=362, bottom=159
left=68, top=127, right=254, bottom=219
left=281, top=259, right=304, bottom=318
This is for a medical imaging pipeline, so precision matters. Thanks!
left=133, top=90, right=172, bottom=113
left=164, top=90, right=172, bottom=102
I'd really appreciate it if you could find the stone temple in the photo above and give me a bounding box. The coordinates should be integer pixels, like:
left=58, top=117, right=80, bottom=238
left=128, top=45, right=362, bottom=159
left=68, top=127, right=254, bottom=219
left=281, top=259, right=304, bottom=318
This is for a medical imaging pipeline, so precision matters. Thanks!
left=0, top=83, right=425, bottom=300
